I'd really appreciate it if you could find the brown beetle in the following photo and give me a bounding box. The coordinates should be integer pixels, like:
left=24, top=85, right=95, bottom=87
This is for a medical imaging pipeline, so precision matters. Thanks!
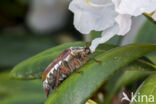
left=42, top=46, right=96, bottom=97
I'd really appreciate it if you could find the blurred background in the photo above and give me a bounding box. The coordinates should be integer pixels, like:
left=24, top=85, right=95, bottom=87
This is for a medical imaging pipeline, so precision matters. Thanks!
left=0, top=0, right=83, bottom=103
left=0, top=0, right=156, bottom=104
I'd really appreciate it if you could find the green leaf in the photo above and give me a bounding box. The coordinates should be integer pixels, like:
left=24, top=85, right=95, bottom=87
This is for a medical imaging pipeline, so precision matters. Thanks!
left=134, top=19, right=156, bottom=65
left=45, top=44, right=156, bottom=104
left=0, top=71, right=45, bottom=102
left=10, top=42, right=115, bottom=79
left=134, top=19, right=156, bottom=44
left=104, top=57, right=156, bottom=104
left=0, top=93, right=45, bottom=104
left=130, top=73, right=156, bottom=104
left=105, top=57, right=155, bottom=94
left=105, top=70, right=153, bottom=104
left=10, top=42, right=85, bottom=79
left=148, top=56, right=156, bottom=64
left=0, top=72, right=46, bottom=104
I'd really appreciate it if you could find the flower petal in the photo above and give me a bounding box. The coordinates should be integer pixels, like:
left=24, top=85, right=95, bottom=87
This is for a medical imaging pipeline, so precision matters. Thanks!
left=112, top=0, right=121, bottom=10
left=152, top=11, right=156, bottom=21
left=115, top=0, right=156, bottom=16
left=89, top=24, right=119, bottom=52
left=69, top=0, right=117, bottom=34
left=115, top=14, right=132, bottom=35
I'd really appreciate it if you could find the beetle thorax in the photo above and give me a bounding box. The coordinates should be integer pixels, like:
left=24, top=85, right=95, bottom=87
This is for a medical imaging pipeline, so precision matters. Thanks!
left=70, top=47, right=85, bottom=56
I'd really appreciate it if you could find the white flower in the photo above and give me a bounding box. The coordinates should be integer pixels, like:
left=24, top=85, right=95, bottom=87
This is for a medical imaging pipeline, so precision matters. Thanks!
left=69, top=0, right=156, bottom=52
left=114, top=0, right=156, bottom=16
left=152, top=11, right=156, bottom=21
left=69, top=0, right=116, bottom=34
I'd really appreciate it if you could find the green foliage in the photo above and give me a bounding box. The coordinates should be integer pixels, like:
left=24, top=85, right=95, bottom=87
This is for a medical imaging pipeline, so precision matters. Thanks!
left=134, top=19, right=156, bottom=64
left=44, top=43, right=156, bottom=104
left=10, top=42, right=84, bottom=79
left=135, top=19, right=156, bottom=44
left=0, top=94, right=45, bottom=104
left=0, top=72, right=46, bottom=104
left=131, top=73, right=156, bottom=104
left=8, top=42, right=156, bottom=104
left=1, top=3, right=156, bottom=103
left=10, top=42, right=116, bottom=80
left=105, top=68, right=154, bottom=104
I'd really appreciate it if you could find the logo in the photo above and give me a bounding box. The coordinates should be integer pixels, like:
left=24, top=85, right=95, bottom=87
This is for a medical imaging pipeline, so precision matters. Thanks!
left=121, top=92, right=154, bottom=103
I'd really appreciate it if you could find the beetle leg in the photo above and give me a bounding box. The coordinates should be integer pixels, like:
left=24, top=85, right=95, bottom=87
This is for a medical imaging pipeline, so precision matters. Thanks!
left=60, top=66, right=71, bottom=75
left=76, top=59, right=81, bottom=66
left=55, top=69, right=60, bottom=87
left=72, top=58, right=81, bottom=68
left=75, top=69, right=83, bottom=73
left=73, top=59, right=83, bottom=73
left=71, top=59, right=77, bottom=68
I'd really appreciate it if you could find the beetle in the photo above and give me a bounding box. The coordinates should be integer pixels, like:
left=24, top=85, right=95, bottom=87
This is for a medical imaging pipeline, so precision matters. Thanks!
left=42, top=45, right=98, bottom=97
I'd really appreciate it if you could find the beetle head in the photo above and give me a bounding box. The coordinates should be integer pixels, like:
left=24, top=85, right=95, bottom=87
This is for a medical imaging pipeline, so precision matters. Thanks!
left=84, top=44, right=91, bottom=55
